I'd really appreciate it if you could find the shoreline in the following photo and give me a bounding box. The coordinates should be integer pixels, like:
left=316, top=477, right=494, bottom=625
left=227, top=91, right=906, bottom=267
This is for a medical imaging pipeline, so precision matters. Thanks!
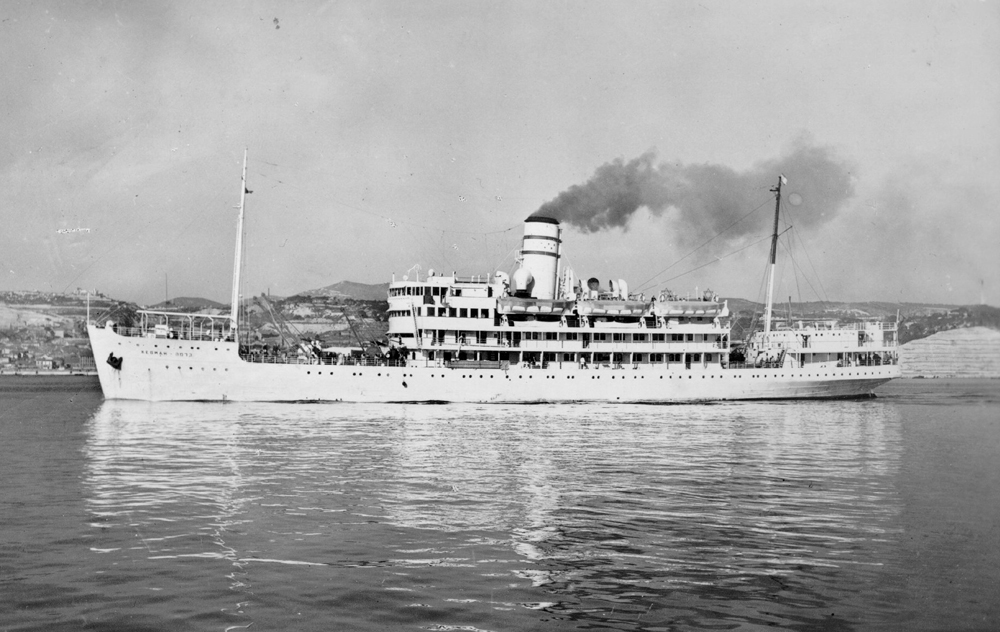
left=0, top=370, right=98, bottom=377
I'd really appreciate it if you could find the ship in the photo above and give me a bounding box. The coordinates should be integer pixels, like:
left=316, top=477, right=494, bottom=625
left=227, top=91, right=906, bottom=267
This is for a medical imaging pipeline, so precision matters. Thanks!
left=87, top=153, right=900, bottom=402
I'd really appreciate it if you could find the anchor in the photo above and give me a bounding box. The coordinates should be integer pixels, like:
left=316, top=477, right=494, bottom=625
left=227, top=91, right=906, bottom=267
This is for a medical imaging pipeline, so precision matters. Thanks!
left=106, top=353, right=123, bottom=370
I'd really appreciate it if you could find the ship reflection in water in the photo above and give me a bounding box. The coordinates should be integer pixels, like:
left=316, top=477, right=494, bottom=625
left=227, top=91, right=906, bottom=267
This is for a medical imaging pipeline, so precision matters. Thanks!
left=83, top=399, right=904, bottom=630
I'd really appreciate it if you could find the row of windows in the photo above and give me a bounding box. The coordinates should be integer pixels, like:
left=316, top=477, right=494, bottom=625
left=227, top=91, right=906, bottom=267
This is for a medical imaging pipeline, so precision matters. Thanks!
left=419, top=330, right=723, bottom=343
left=537, top=352, right=703, bottom=362
left=390, top=286, right=448, bottom=297
left=424, top=350, right=715, bottom=363
left=421, top=329, right=726, bottom=345
left=433, top=331, right=490, bottom=344
left=404, top=306, right=492, bottom=319
left=389, top=286, right=485, bottom=298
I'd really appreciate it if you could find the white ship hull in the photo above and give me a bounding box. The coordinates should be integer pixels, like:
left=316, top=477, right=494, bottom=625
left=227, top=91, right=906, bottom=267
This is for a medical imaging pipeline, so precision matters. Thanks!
left=90, top=324, right=899, bottom=403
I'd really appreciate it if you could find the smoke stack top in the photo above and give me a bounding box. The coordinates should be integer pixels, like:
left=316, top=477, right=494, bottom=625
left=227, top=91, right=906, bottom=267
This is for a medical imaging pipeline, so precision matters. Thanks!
left=525, top=215, right=560, bottom=225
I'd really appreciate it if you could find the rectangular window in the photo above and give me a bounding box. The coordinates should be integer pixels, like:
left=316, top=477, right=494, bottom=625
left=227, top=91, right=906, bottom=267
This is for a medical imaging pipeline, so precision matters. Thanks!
left=545, top=332, right=557, bottom=341
left=653, top=333, right=665, bottom=342
left=476, top=331, right=487, bottom=345
left=563, top=353, right=573, bottom=362
left=449, top=308, right=457, bottom=317
left=612, top=333, right=626, bottom=342
left=671, top=333, right=683, bottom=341
left=565, top=332, right=578, bottom=341
left=686, top=334, right=694, bottom=342
left=460, top=308, right=468, bottom=318
left=634, top=334, right=646, bottom=342
left=593, top=333, right=607, bottom=341
left=470, top=308, right=479, bottom=318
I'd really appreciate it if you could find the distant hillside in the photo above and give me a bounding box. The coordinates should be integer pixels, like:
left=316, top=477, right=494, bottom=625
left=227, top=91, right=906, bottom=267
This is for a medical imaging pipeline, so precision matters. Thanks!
left=149, top=297, right=228, bottom=311
left=897, top=305, right=1000, bottom=344
left=297, top=281, right=389, bottom=301
left=721, top=299, right=999, bottom=344
left=721, top=298, right=962, bottom=321
left=900, top=326, right=1000, bottom=378
left=2, top=285, right=996, bottom=354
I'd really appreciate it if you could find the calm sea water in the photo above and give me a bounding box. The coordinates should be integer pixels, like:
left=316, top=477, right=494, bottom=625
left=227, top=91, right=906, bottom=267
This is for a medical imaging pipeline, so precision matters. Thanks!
left=1, top=378, right=998, bottom=631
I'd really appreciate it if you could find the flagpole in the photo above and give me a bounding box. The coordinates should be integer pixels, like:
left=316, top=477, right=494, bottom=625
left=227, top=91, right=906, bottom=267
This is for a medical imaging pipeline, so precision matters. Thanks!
left=763, top=175, right=785, bottom=338
left=230, top=149, right=248, bottom=336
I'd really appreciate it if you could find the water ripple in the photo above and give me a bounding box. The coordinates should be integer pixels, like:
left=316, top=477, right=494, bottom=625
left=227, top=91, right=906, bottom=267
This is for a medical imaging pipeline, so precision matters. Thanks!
left=57, top=397, right=912, bottom=629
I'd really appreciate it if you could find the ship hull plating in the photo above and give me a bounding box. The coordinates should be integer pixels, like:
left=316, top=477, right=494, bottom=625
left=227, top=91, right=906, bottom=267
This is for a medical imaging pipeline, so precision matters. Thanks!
left=90, top=325, right=899, bottom=403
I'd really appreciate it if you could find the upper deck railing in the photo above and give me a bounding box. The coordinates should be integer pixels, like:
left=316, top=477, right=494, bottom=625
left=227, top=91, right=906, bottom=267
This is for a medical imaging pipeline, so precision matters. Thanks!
left=771, top=320, right=897, bottom=331
left=90, top=308, right=236, bottom=341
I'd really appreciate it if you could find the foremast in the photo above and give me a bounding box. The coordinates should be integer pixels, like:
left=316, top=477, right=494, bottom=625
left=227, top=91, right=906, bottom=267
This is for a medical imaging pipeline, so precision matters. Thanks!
left=230, top=149, right=249, bottom=336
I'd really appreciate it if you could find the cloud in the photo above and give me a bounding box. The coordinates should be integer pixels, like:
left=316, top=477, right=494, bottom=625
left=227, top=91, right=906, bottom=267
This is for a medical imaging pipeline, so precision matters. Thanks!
left=809, top=156, right=1000, bottom=304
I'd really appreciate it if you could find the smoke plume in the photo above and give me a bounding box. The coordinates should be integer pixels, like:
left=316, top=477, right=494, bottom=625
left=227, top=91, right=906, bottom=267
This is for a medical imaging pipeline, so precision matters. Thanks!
left=534, top=140, right=855, bottom=244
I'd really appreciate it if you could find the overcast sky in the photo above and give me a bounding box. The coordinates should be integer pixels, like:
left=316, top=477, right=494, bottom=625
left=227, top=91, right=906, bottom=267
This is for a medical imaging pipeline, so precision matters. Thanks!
left=2, top=1, right=997, bottom=306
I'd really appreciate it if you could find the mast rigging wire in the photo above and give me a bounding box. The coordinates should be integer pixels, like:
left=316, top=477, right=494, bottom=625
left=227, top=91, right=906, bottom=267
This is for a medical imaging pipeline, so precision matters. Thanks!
left=657, top=231, right=781, bottom=286
left=633, top=194, right=776, bottom=293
